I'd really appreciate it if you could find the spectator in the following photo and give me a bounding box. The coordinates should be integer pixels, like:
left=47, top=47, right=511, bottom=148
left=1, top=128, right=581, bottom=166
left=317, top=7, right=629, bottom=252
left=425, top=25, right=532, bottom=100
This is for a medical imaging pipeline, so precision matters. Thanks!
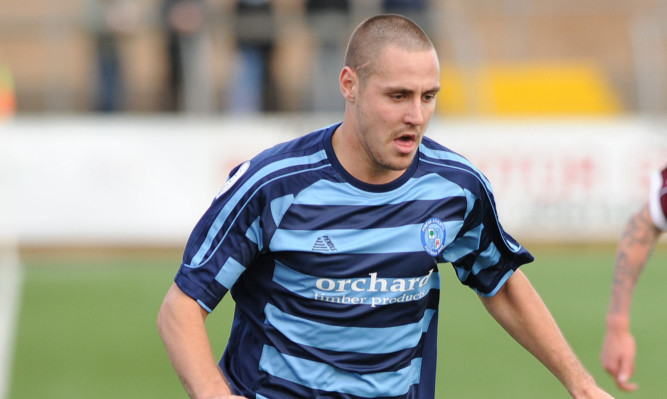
left=226, top=0, right=275, bottom=113
left=304, top=0, right=350, bottom=112
left=86, top=0, right=141, bottom=112
left=601, top=165, right=667, bottom=392
left=160, top=0, right=213, bottom=112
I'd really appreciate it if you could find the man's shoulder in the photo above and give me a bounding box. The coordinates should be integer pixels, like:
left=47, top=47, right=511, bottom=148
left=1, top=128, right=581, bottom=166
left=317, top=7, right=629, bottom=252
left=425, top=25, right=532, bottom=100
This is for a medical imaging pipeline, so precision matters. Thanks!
left=418, top=136, right=493, bottom=193
left=419, top=136, right=478, bottom=173
left=225, top=124, right=337, bottom=193
left=246, top=124, right=334, bottom=169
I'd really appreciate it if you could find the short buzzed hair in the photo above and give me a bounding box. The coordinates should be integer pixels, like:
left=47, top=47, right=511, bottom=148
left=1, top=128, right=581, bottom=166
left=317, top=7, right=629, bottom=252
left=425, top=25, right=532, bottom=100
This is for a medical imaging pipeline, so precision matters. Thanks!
left=344, top=14, right=434, bottom=85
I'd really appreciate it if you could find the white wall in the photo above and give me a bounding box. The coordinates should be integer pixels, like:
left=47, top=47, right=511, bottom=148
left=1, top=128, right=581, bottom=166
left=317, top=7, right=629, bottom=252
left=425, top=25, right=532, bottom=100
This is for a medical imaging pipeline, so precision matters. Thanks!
left=2, top=115, right=666, bottom=246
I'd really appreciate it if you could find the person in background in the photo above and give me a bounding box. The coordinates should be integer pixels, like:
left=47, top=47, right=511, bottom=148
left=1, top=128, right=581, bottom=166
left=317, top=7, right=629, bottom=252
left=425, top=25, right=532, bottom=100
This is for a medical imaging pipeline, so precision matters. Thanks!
left=601, top=165, right=667, bottom=392
left=160, top=0, right=213, bottom=112
left=158, top=14, right=613, bottom=399
left=304, top=0, right=350, bottom=112
left=226, top=0, right=275, bottom=113
left=86, top=0, right=141, bottom=112
left=382, top=0, right=429, bottom=29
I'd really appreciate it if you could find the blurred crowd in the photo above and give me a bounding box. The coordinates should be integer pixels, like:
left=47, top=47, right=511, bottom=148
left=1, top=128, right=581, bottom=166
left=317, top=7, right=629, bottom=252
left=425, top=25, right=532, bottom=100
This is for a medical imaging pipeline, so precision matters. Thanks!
left=84, top=0, right=431, bottom=114
left=1, top=0, right=665, bottom=116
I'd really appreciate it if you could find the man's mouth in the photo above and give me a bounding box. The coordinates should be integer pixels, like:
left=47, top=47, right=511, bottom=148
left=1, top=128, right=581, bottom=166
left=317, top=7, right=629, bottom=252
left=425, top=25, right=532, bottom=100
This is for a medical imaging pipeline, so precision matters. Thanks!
left=394, top=133, right=417, bottom=153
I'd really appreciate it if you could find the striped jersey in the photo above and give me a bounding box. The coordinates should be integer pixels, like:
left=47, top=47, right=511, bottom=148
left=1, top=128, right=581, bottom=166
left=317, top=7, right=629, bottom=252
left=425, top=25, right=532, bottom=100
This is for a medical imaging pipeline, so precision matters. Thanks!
left=175, top=122, right=534, bottom=399
left=649, top=165, right=667, bottom=231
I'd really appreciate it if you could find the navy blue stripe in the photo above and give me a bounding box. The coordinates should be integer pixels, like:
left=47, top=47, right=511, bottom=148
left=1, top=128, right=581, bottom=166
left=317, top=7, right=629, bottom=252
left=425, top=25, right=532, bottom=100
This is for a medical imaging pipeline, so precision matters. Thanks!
left=190, top=156, right=330, bottom=267
left=279, top=197, right=467, bottom=230
left=255, top=372, right=420, bottom=399
left=419, top=145, right=531, bottom=259
left=174, top=268, right=229, bottom=312
left=264, top=302, right=436, bottom=354
left=268, top=280, right=440, bottom=328
left=273, top=251, right=438, bottom=278
left=184, top=126, right=337, bottom=269
left=258, top=345, right=421, bottom=397
left=263, top=324, right=426, bottom=374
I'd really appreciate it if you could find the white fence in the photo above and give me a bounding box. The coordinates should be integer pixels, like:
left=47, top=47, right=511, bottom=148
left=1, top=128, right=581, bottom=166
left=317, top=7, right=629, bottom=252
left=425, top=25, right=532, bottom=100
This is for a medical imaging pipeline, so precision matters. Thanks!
left=2, top=115, right=666, bottom=246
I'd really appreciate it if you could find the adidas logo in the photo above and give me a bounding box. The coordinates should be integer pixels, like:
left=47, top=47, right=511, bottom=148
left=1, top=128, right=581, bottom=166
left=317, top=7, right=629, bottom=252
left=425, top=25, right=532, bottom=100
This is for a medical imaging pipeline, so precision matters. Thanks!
left=312, top=235, right=337, bottom=252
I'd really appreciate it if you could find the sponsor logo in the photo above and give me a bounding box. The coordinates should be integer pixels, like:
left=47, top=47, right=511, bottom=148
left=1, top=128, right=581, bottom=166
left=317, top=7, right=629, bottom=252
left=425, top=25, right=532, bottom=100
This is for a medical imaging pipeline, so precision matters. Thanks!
left=216, top=161, right=250, bottom=199
left=313, top=269, right=435, bottom=307
left=421, top=218, right=446, bottom=256
left=312, top=235, right=337, bottom=252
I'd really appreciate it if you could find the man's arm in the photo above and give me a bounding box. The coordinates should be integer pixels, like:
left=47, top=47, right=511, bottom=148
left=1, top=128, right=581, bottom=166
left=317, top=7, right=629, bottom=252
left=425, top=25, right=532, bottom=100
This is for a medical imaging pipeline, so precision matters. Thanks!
left=157, top=283, right=247, bottom=399
left=479, top=269, right=613, bottom=399
left=601, top=203, right=661, bottom=391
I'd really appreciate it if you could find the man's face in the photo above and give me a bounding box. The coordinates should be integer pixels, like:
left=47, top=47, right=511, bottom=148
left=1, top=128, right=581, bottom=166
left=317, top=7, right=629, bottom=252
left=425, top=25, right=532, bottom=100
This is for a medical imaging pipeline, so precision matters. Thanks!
left=352, top=45, right=440, bottom=175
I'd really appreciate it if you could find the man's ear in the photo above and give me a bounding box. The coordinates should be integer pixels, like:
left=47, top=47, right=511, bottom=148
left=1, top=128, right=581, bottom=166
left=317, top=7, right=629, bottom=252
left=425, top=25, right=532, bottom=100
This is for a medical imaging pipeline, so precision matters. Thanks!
left=339, top=66, right=357, bottom=102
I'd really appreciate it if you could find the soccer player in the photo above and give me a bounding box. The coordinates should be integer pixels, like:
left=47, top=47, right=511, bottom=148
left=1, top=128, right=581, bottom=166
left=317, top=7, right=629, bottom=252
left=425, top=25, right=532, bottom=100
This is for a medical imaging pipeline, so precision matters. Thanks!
left=157, top=14, right=613, bottom=399
left=601, top=166, right=667, bottom=392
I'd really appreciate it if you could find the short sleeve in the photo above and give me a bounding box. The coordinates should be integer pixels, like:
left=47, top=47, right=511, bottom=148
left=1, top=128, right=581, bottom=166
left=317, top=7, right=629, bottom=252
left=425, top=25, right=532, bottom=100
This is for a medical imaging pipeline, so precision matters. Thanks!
left=175, top=161, right=263, bottom=312
left=442, top=183, right=533, bottom=297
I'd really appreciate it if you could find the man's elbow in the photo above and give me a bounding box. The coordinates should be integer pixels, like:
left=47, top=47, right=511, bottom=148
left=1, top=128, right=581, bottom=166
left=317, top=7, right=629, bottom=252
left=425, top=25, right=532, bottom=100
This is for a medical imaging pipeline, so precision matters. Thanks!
left=157, top=283, right=208, bottom=337
left=157, top=283, right=182, bottom=338
left=157, top=292, right=172, bottom=339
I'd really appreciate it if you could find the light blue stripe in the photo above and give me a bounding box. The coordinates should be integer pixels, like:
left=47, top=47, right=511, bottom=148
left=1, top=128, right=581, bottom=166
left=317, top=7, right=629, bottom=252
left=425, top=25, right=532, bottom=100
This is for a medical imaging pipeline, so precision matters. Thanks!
left=505, top=238, right=521, bottom=252
left=420, top=145, right=493, bottom=191
left=463, top=188, right=477, bottom=219
left=446, top=229, right=503, bottom=283
left=454, top=265, right=469, bottom=284
left=214, top=257, right=246, bottom=289
left=272, top=261, right=439, bottom=303
left=477, top=269, right=515, bottom=298
left=472, top=242, right=501, bottom=274
left=420, top=151, right=526, bottom=256
left=245, top=217, right=262, bottom=251
left=259, top=345, right=421, bottom=397
left=256, top=395, right=269, bottom=399
left=442, top=224, right=482, bottom=264
left=442, top=223, right=482, bottom=283
left=265, top=303, right=435, bottom=354
left=293, top=173, right=464, bottom=206
left=196, top=300, right=213, bottom=313
left=190, top=150, right=328, bottom=267
left=442, top=220, right=462, bottom=249
left=270, top=194, right=294, bottom=227
left=271, top=225, right=420, bottom=253
left=271, top=222, right=459, bottom=254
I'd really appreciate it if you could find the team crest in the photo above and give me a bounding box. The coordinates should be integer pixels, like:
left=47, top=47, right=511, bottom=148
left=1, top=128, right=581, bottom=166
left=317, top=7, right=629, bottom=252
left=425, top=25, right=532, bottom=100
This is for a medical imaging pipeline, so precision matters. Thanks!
left=420, top=218, right=446, bottom=256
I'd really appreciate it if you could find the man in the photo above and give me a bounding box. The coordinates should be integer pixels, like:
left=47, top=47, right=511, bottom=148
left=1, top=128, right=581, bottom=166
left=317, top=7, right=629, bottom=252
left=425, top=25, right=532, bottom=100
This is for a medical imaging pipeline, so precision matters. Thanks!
left=601, top=166, right=667, bottom=391
left=158, top=14, right=612, bottom=399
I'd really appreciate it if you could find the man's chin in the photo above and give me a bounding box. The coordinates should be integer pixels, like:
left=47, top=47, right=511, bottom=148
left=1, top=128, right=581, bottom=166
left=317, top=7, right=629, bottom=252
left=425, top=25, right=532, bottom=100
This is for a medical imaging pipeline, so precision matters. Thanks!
left=383, top=155, right=416, bottom=172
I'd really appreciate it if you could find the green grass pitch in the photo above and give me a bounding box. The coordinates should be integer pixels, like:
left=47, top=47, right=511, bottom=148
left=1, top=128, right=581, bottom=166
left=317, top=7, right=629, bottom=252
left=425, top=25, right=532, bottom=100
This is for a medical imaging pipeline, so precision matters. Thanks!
left=8, top=244, right=667, bottom=398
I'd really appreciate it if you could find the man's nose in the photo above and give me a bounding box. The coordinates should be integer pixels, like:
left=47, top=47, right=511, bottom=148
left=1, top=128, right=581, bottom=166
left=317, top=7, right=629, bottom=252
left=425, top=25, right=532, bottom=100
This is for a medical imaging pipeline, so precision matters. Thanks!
left=404, top=98, right=425, bottom=126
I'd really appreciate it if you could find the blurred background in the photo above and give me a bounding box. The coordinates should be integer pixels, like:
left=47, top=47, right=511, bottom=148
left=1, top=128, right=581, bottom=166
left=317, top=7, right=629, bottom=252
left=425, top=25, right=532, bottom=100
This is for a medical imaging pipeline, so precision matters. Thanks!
left=1, top=0, right=665, bottom=115
left=1, top=0, right=667, bottom=398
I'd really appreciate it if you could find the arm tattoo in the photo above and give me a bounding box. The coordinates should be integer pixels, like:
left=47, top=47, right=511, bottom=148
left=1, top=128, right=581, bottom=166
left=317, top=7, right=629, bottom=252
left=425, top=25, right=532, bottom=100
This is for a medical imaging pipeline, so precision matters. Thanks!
left=608, top=205, right=660, bottom=315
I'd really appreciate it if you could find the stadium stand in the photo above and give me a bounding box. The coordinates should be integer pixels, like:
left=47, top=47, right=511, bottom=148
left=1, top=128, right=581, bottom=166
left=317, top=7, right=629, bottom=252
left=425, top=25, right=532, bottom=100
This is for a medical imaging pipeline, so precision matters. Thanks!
left=0, top=0, right=665, bottom=115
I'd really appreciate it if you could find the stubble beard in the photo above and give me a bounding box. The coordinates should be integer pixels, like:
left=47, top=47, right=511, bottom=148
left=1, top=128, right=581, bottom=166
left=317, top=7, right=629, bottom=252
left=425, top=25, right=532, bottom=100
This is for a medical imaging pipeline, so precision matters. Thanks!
left=356, top=122, right=420, bottom=173
left=352, top=97, right=427, bottom=175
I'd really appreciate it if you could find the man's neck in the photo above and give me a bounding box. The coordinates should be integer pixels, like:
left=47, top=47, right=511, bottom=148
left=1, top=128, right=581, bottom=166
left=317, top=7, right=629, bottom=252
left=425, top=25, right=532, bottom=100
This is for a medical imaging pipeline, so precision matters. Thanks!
left=331, top=124, right=406, bottom=185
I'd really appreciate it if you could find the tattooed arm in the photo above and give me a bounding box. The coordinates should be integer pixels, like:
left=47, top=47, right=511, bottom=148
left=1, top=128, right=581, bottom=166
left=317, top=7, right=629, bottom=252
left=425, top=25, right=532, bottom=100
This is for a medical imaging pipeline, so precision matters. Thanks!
left=601, top=203, right=661, bottom=391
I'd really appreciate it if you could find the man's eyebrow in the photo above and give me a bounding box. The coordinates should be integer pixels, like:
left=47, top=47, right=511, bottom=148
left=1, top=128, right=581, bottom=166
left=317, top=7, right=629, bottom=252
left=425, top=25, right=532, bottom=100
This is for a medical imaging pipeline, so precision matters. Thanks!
left=384, top=87, right=412, bottom=94
left=383, top=86, right=441, bottom=94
